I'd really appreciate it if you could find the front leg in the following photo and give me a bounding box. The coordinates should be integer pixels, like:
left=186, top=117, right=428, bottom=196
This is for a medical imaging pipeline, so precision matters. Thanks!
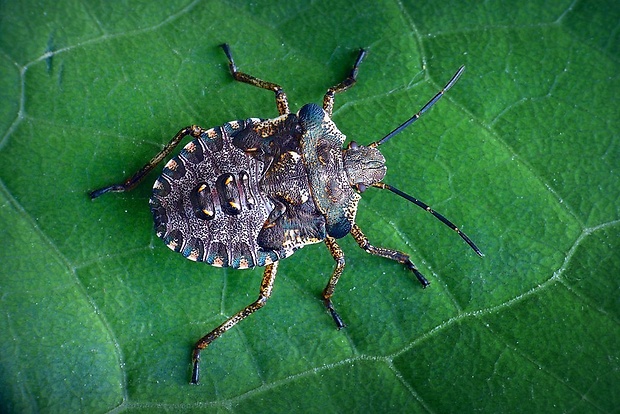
left=350, top=224, right=430, bottom=288
left=322, top=48, right=367, bottom=117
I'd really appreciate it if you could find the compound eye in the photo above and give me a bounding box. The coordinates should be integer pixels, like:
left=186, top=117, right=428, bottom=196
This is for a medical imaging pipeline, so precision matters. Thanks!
left=347, top=141, right=359, bottom=150
left=355, top=183, right=367, bottom=193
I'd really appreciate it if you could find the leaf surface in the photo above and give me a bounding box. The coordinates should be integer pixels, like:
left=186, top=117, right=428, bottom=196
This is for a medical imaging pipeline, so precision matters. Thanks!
left=1, top=0, right=618, bottom=412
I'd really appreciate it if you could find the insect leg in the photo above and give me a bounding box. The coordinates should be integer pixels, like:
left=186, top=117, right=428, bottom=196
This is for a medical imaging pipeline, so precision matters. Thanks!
left=350, top=224, right=430, bottom=288
left=322, top=236, right=347, bottom=329
left=89, top=125, right=207, bottom=199
left=220, top=43, right=290, bottom=115
left=190, top=261, right=278, bottom=384
left=322, top=48, right=367, bottom=117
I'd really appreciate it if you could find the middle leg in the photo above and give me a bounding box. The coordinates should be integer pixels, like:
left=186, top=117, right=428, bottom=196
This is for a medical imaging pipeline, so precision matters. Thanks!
left=322, top=236, right=347, bottom=329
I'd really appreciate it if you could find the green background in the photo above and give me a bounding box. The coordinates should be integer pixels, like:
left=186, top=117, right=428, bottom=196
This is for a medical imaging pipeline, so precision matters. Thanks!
left=1, top=0, right=618, bottom=412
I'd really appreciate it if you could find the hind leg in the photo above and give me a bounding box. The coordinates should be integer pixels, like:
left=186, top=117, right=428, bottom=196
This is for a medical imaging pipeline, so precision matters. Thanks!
left=191, top=261, right=279, bottom=384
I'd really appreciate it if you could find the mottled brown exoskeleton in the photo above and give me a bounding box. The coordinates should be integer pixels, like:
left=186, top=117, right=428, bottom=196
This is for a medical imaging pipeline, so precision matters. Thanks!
left=90, top=44, right=483, bottom=384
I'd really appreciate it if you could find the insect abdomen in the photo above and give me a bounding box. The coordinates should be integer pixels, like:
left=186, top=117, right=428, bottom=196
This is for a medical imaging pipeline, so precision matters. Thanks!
left=149, top=119, right=279, bottom=269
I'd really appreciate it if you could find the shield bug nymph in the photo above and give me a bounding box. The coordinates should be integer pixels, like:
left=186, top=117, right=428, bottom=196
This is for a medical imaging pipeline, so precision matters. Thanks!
left=90, top=44, right=483, bottom=384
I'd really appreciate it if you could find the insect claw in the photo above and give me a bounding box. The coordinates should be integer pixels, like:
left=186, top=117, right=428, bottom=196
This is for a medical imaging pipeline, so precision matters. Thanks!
left=89, top=184, right=125, bottom=199
left=220, top=43, right=236, bottom=71
left=190, top=351, right=201, bottom=384
left=324, top=298, right=346, bottom=329
left=404, top=261, right=430, bottom=288
left=415, top=271, right=431, bottom=288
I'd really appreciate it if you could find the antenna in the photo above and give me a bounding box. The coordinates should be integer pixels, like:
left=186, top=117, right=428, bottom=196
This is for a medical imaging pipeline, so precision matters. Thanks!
left=372, top=183, right=483, bottom=257
left=365, top=66, right=481, bottom=255
left=371, top=65, right=465, bottom=147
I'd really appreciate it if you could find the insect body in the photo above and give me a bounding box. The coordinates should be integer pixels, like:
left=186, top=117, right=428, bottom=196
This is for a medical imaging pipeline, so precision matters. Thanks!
left=90, top=44, right=483, bottom=384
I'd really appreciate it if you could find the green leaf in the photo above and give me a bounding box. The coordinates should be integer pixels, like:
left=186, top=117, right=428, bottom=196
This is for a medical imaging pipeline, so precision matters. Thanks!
left=1, top=0, right=618, bottom=412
